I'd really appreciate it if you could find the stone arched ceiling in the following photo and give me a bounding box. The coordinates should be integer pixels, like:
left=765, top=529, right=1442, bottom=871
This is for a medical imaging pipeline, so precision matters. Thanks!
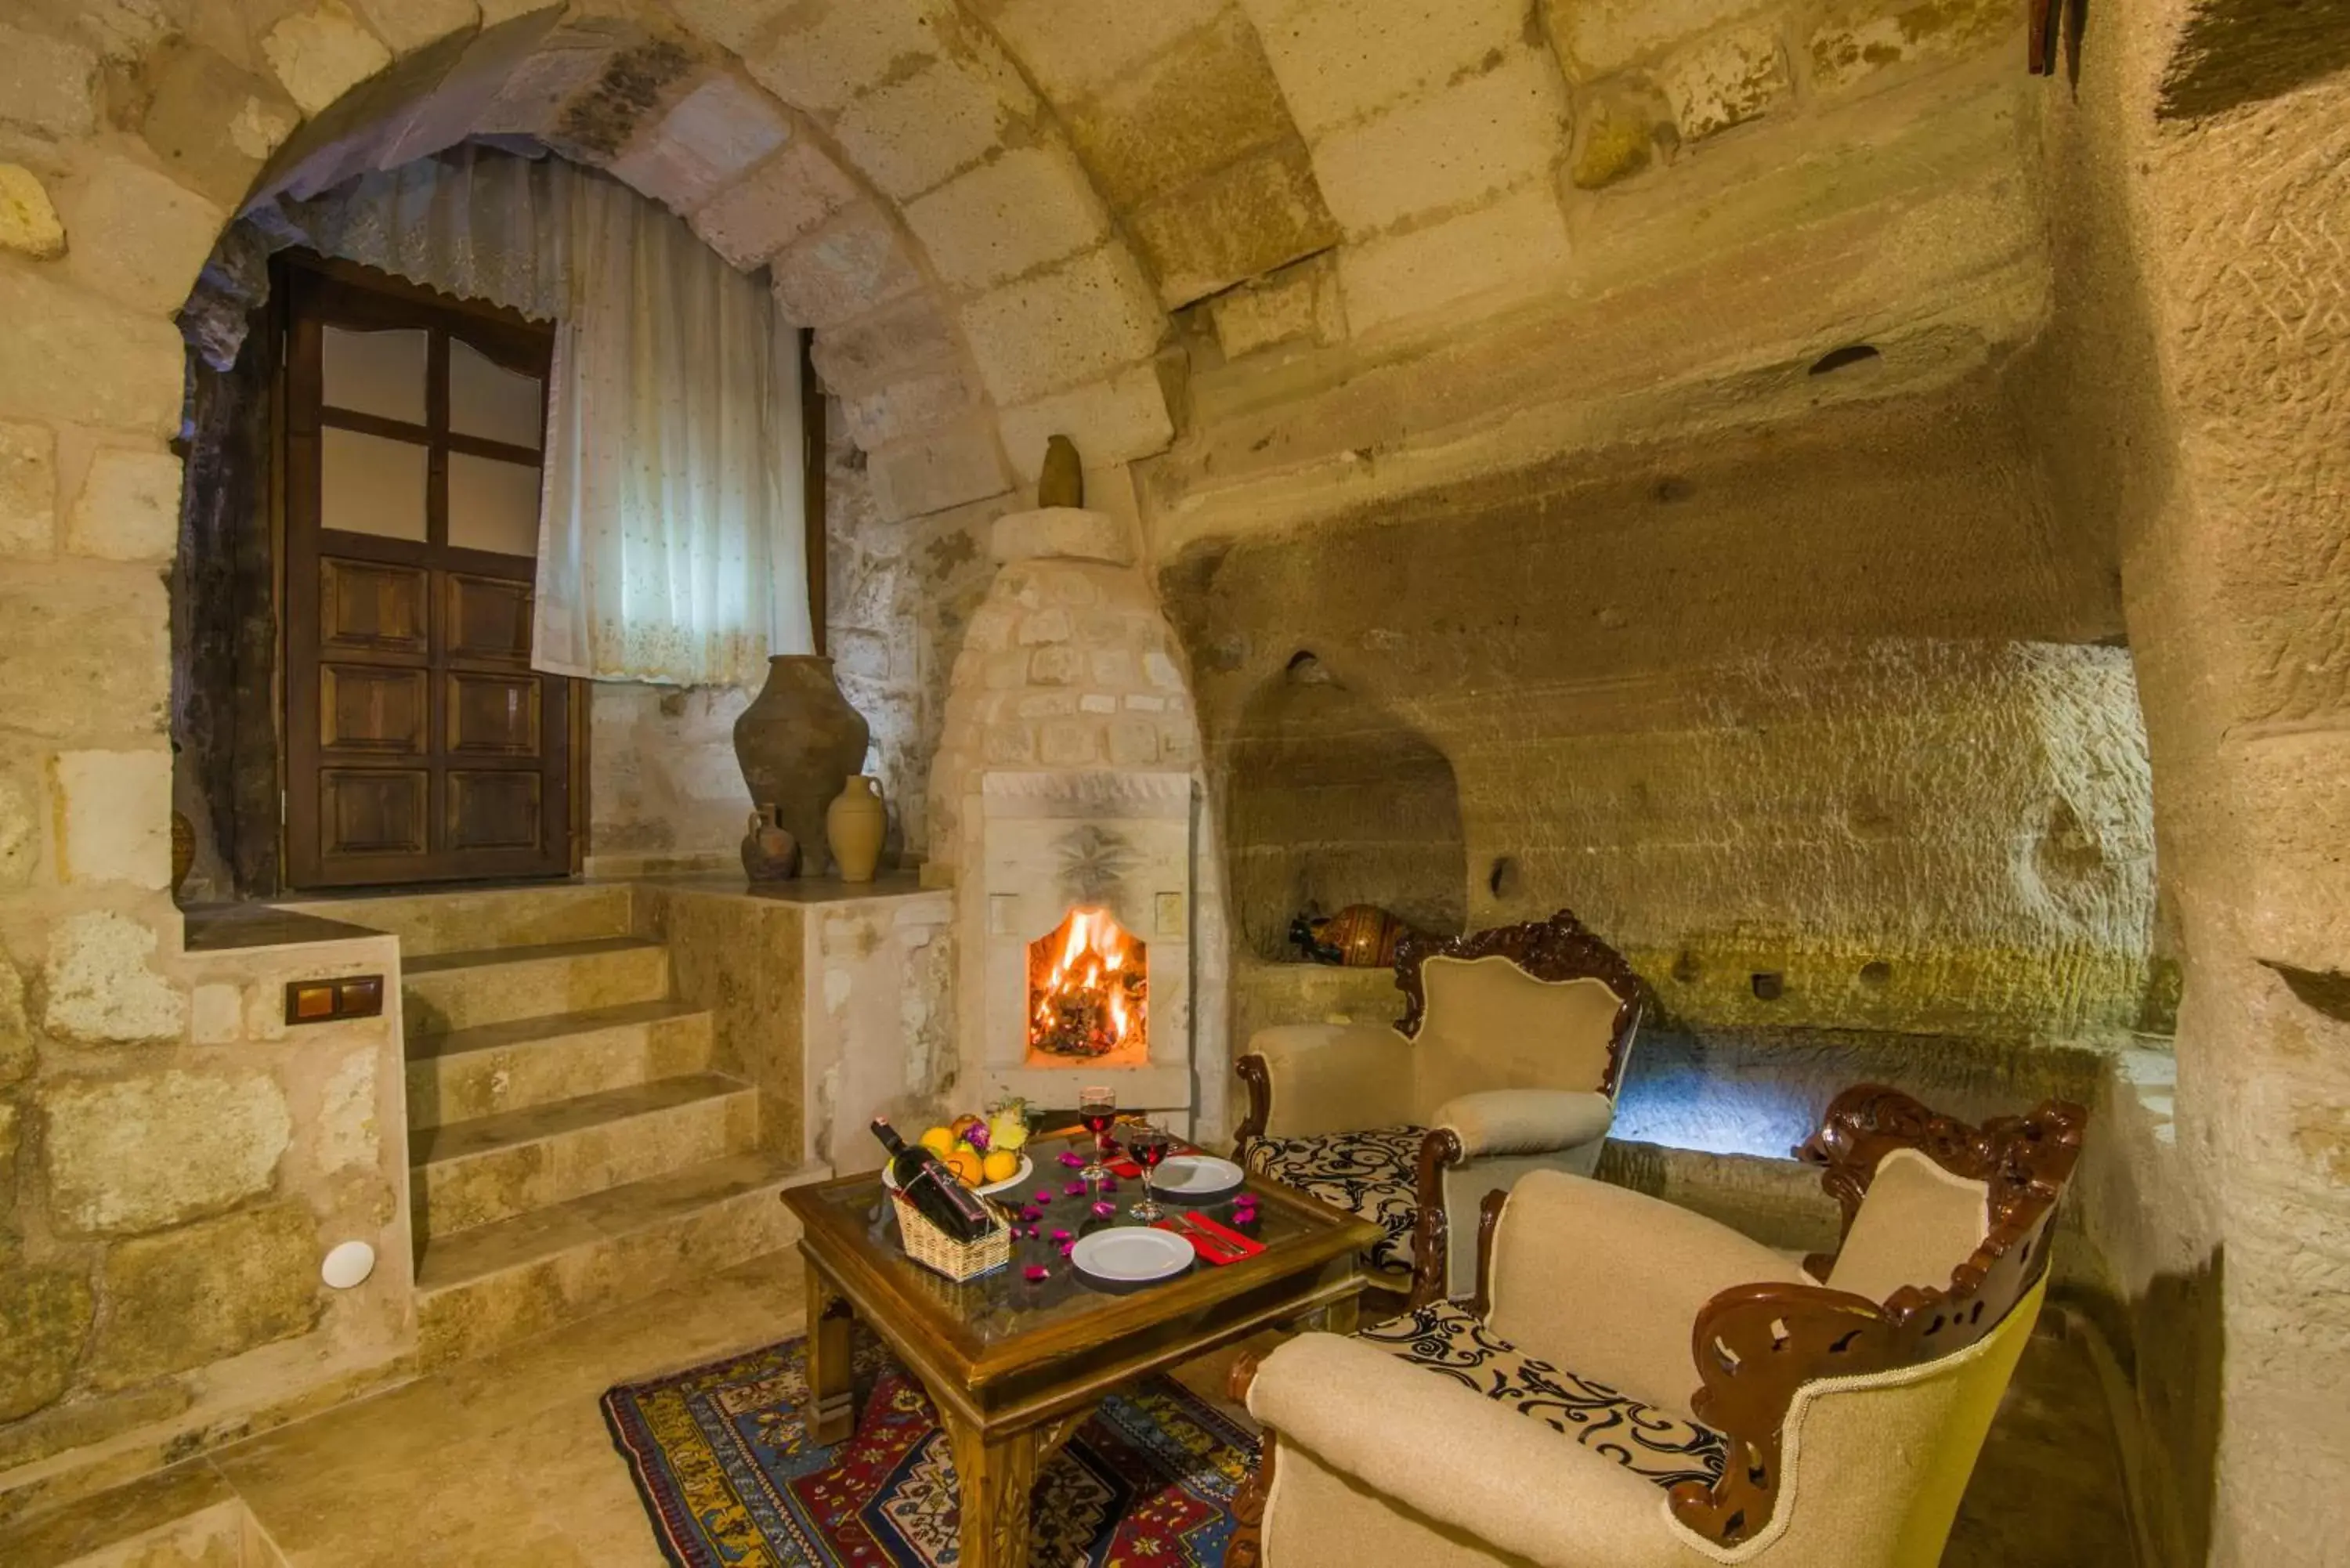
left=6, top=0, right=2034, bottom=535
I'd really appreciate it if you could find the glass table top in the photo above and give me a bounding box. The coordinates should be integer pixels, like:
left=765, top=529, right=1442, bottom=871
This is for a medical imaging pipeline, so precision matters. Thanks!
left=812, top=1133, right=1332, bottom=1348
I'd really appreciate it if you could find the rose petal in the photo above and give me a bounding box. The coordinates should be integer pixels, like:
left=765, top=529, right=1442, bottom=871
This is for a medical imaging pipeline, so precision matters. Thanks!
left=1019, top=1205, right=1043, bottom=1223
left=1090, top=1201, right=1115, bottom=1218
left=1063, top=1180, right=1088, bottom=1197
left=1023, top=1264, right=1049, bottom=1283
left=1050, top=1228, right=1072, bottom=1243
left=1057, top=1240, right=1075, bottom=1256
left=1058, top=1151, right=1086, bottom=1168
left=1033, top=1190, right=1056, bottom=1205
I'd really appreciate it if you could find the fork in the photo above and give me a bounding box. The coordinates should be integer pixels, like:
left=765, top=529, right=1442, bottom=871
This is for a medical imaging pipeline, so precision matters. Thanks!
left=1168, top=1210, right=1239, bottom=1263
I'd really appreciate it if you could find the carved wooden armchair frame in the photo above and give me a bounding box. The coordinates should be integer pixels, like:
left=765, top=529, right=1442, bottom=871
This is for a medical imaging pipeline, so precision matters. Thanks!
left=1231, top=909, right=1645, bottom=1306
left=1226, top=1086, right=2089, bottom=1565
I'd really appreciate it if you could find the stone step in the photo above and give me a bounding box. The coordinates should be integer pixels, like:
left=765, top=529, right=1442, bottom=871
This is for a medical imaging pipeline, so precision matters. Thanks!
left=408, top=1071, right=757, bottom=1242
left=403, top=1000, right=715, bottom=1132
left=413, top=1151, right=829, bottom=1367
left=400, top=936, right=670, bottom=1034
left=277, top=882, right=634, bottom=958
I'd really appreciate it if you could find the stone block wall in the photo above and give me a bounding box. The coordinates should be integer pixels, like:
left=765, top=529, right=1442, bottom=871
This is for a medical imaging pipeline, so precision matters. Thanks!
left=0, top=923, right=412, bottom=1509
left=584, top=681, right=756, bottom=876
left=2017, top=2, right=2350, bottom=1559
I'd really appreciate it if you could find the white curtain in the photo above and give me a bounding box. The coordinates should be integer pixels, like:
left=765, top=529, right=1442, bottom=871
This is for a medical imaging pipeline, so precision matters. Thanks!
left=533, top=175, right=812, bottom=685
left=286, top=144, right=813, bottom=686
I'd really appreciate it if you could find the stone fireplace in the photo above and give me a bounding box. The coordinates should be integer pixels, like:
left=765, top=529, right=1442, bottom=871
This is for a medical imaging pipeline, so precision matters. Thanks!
left=928, top=507, right=1224, bottom=1133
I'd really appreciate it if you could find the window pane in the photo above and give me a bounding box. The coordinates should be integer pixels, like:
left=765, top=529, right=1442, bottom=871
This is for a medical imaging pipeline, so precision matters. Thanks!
left=320, top=428, right=428, bottom=540
left=449, top=338, right=544, bottom=450
left=322, top=326, right=427, bottom=425
left=448, top=453, right=541, bottom=557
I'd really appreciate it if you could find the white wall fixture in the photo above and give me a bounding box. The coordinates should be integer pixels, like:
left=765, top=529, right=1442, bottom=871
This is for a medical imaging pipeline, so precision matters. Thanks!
left=321, top=1239, right=377, bottom=1289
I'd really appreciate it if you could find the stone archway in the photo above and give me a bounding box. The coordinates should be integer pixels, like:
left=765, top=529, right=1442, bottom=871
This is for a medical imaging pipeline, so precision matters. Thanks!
left=210, top=1, right=1180, bottom=517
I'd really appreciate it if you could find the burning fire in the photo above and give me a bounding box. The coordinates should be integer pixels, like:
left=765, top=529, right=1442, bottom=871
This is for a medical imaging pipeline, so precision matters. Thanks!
left=1029, top=905, right=1148, bottom=1060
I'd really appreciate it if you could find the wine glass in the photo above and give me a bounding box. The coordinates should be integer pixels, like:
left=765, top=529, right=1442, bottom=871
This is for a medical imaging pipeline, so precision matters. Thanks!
left=1126, top=1124, right=1173, bottom=1223
left=1078, top=1086, right=1116, bottom=1183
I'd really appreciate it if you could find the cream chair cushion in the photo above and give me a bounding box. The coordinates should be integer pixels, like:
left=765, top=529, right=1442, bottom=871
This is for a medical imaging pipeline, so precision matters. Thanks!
left=1824, top=1147, right=1990, bottom=1304
left=1412, top=960, right=1626, bottom=1114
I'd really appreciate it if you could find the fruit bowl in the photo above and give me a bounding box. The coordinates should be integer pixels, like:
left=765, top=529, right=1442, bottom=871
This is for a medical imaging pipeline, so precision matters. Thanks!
left=884, top=1152, right=1032, bottom=1199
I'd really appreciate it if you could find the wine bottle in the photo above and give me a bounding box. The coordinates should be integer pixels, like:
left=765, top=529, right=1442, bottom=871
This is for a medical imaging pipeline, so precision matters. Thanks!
left=873, top=1118, right=996, bottom=1243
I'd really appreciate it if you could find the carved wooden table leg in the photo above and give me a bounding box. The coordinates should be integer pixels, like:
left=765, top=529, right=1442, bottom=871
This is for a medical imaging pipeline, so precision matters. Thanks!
left=804, top=1258, right=856, bottom=1445
left=943, top=1410, right=1040, bottom=1568
left=1321, top=1289, right=1360, bottom=1337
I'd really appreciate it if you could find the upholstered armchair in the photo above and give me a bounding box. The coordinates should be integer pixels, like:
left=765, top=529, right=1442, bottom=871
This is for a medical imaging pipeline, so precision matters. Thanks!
left=1233, top=909, right=1642, bottom=1303
left=1229, top=1087, right=2089, bottom=1568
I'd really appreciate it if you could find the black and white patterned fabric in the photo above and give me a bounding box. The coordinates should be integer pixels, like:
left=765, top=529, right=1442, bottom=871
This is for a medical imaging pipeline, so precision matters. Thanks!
left=1357, top=1301, right=1727, bottom=1489
left=1241, top=1126, right=1426, bottom=1274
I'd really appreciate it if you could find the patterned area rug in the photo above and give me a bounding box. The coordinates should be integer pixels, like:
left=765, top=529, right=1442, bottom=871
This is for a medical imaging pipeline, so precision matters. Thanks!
left=602, top=1334, right=1256, bottom=1566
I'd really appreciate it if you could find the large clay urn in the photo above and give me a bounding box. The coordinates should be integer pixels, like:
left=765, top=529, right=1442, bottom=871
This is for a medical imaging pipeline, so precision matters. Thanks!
left=732, top=656, right=870, bottom=877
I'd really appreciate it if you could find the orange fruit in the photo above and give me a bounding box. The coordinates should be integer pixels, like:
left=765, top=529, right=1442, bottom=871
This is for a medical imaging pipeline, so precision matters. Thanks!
left=945, top=1146, right=985, bottom=1186
left=981, top=1149, right=1019, bottom=1184
left=950, top=1113, right=986, bottom=1141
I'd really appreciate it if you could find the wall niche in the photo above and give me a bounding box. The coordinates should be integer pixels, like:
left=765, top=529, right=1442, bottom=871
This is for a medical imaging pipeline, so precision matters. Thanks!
left=1224, top=652, right=1466, bottom=961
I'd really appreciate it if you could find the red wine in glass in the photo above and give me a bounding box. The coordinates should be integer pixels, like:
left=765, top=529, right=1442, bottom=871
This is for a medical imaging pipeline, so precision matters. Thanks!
left=1078, top=1086, right=1115, bottom=1182
left=1127, top=1125, right=1173, bottom=1222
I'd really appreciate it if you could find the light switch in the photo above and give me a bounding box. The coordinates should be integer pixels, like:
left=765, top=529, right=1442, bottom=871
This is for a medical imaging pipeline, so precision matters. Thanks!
left=284, top=975, right=385, bottom=1026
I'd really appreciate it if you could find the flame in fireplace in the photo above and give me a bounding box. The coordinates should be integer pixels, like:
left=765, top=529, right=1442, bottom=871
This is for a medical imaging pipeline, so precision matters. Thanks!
left=1029, top=906, right=1148, bottom=1061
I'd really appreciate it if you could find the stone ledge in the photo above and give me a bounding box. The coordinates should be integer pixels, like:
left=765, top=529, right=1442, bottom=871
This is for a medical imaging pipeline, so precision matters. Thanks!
left=988, top=507, right=1134, bottom=565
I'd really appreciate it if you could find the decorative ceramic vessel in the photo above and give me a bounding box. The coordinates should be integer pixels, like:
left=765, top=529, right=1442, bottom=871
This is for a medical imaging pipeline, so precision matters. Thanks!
left=1290, top=905, right=1415, bottom=966
left=733, top=656, right=870, bottom=876
left=826, top=775, right=888, bottom=883
left=739, top=805, right=800, bottom=882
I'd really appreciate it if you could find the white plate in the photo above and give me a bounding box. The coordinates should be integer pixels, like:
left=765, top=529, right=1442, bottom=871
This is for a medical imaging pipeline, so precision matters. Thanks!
left=1150, top=1154, right=1246, bottom=1201
left=1072, top=1227, right=1195, bottom=1284
left=883, top=1152, right=1032, bottom=1198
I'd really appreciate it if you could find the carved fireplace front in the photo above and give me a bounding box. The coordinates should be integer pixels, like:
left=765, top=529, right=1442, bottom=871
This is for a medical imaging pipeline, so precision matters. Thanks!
left=967, top=770, right=1195, bottom=1122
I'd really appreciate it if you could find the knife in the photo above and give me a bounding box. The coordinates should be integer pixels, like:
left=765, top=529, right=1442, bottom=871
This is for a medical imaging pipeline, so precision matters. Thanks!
left=1159, top=1213, right=1238, bottom=1264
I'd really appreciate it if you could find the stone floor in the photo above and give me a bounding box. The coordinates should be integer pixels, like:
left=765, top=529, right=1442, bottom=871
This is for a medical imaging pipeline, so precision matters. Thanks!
left=5, top=1250, right=2138, bottom=1567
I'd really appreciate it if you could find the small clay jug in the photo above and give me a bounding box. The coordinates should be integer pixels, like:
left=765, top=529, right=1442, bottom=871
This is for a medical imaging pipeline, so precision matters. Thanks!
left=739, top=805, right=800, bottom=882
left=825, top=775, right=887, bottom=883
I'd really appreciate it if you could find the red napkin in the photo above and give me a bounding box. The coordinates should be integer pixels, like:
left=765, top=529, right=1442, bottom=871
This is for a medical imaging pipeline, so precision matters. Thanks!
left=1180, top=1207, right=1264, bottom=1259
left=1154, top=1216, right=1249, bottom=1266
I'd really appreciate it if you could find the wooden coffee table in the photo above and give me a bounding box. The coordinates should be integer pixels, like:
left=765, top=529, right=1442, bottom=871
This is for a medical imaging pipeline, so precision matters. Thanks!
left=782, top=1133, right=1379, bottom=1567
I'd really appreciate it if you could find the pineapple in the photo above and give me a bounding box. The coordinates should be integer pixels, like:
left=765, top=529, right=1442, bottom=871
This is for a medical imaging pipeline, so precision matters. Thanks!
left=985, top=1096, right=1032, bottom=1154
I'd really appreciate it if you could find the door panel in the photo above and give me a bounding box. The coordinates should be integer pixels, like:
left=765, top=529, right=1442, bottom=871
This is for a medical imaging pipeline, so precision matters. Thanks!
left=444, top=573, right=533, bottom=661
left=320, top=665, right=428, bottom=751
left=283, top=257, right=573, bottom=889
left=324, top=769, right=430, bottom=855
left=320, top=558, right=428, bottom=653
left=446, top=771, right=542, bottom=851
left=446, top=673, right=540, bottom=755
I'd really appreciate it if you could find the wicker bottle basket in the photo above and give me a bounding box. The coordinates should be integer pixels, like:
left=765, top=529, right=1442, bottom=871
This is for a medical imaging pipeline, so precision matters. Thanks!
left=890, top=1189, right=1012, bottom=1281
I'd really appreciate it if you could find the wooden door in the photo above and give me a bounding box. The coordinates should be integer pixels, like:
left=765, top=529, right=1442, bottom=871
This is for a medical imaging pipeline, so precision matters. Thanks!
left=281, top=258, right=575, bottom=888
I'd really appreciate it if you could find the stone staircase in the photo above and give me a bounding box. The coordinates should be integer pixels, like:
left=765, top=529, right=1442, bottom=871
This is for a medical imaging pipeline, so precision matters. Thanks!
left=286, top=884, right=821, bottom=1366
